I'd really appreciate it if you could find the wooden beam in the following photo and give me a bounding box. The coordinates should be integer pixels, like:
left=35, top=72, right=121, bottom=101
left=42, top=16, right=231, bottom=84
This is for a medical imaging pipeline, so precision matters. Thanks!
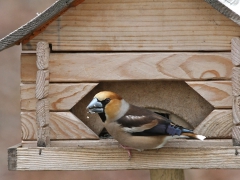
left=36, top=70, right=49, bottom=99
left=9, top=140, right=240, bottom=170
left=22, top=0, right=240, bottom=51
left=8, top=144, right=21, bottom=171
left=194, top=110, right=233, bottom=138
left=21, top=112, right=99, bottom=140
left=21, top=139, right=233, bottom=148
left=36, top=41, right=50, bottom=70
left=231, top=37, right=240, bottom=66
left=21, top=83, right=98, bottom=110
left=232, top=67, right=240, bottom=96
left=150, top=170, right=184, bottom=180
left=21, top=53, right=232, bottom=82
left=233, top=96, right=240, bottom=125
left=186, top=81, right=232, bottom=108
left=232, top=126, right=240, bottom=146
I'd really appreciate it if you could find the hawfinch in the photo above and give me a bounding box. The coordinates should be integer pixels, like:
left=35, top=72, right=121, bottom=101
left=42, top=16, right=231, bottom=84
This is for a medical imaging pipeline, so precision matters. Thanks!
left=87, top=91, right=205, bottom=159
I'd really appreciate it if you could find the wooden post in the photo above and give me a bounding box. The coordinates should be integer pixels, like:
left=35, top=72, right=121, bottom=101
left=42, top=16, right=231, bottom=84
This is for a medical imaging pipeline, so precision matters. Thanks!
left=36, top=41, right=50, bottom=147
left=232, top=37, right=240, bottom=145
left=150, top=169, right=184, bottom=180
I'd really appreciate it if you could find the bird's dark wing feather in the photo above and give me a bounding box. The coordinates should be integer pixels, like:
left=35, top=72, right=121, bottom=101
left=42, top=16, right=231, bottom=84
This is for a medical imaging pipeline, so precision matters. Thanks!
left=117, top=105, right=192, bottom=136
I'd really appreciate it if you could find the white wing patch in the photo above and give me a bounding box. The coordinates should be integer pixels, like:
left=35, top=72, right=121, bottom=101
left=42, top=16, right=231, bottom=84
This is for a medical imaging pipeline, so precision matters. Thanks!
left=125, top=115, right=146, bottom=120
left=122, top=126, right=145, bottom=133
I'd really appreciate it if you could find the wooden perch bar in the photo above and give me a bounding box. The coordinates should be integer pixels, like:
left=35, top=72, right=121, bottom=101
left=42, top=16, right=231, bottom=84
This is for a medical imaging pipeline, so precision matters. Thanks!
left=35, top=70, right=49, bottom=99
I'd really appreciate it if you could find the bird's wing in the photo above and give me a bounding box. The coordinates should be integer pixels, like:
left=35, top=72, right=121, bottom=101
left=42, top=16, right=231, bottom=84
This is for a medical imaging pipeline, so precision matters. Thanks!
left=116, top=105, right=184, bottom=136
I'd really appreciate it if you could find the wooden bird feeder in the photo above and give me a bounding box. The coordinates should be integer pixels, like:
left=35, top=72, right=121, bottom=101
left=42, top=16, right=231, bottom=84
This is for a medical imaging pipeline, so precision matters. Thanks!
left=1, top=0, right=240, bottom=179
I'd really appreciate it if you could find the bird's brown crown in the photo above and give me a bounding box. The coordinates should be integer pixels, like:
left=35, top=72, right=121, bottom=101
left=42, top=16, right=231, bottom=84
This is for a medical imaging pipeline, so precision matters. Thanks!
left=94, top=91, right=122, bottom=101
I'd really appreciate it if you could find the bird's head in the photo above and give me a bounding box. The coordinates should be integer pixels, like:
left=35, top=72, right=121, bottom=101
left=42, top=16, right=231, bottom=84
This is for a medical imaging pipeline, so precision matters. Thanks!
left=87, top=91, right=129, bottom=121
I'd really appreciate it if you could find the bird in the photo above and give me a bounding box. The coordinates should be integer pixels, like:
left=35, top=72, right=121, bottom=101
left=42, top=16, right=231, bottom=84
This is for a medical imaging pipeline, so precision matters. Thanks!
left=86, top=91, right=206, bottom=159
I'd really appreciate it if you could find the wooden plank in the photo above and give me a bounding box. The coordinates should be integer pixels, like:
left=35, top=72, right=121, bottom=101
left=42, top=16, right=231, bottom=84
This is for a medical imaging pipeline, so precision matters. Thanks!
left=36, top=70, right=49, bottom=99
left=21, top=83, right=98, bottom=110
left=22, top=0, right=240, bottom=51
left=8, top=144, right=21, bottom=171
left=21, top=112, right=99, bottom=140
left=186, top=81, right=232, bottom=108
left=232, top=126, right=240, bottom=146
left=21, top=139, right=233, bottom=148
left=205, top=0, right=240, bottom=26
left=231, top=37, right=240, bottom=66
left=232, top=67, right=240, bottom=96
left=36, top=41, right=50, bottom=70
left=150, top=170, right=184, bottom=180
left=13, top=142, right=240, bottom=170
left=36, top=99, right=49, bottom=127
left=194, top=110, right=233, bottom=138
left=21, top=53, right=232, bottom=82
left=233, top=96, right=240, bottom=125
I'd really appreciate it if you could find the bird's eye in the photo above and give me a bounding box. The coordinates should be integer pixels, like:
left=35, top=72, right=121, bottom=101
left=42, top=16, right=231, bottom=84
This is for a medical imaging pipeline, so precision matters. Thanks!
left=105, top=98, right=111, bottom=104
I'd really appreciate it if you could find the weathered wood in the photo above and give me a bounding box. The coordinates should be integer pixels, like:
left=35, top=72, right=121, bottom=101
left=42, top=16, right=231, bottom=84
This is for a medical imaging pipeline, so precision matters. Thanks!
left=37, top=126, right=50, bottom=147
left=22, top=0, right=240, bottom=51
left=21, top=112, right=99, bottom=140
left=36, top=99, right=49, bottom=127
left=186, top=81, right=232, bottom=108
left=232, top=67, right=240, bottom=96
left=8, top=144, right=21, bottom=171
left=21, top=139, right=233, bottom=148
left=233, top=96, right=240, bottom=125
left=194, top=110, right=233, bottom=138
left=36, top=41, right=50, bottom=70
left=205, top=0, right=240, bottom=26
left=21, top=53, right=232, bottom=82
left=12, top=142, right=240, bottom=170
left=0, top=0, right=85, bottom=51
left=72, top=81, right=214, bottom=135
left=21, top=83, right=98, bottom=110
left=231, top=37, right=240, bottom=66
left=232, top=126, right=240, bottom=146
left=36, top=70, right=49, bottom=99
left=150, top=169, right=184, bottom=180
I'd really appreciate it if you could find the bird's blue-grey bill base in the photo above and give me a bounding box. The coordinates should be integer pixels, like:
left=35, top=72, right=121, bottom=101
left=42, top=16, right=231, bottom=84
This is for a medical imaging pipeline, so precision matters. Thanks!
left=86, top=91, right=206, bottom=160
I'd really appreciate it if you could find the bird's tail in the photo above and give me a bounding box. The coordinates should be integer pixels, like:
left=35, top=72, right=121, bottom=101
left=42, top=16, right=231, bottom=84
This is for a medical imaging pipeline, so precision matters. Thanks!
left=181, top=132, right=206, bottom=141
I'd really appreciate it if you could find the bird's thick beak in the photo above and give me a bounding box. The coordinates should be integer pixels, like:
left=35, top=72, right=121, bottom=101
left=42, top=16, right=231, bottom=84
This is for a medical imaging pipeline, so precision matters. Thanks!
left=86, top=98, right=104, bottom=114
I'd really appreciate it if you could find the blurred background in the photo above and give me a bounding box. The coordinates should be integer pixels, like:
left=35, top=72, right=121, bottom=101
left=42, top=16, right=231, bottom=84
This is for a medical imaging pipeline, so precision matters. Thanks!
left=0, top=0, right=240, bottom=179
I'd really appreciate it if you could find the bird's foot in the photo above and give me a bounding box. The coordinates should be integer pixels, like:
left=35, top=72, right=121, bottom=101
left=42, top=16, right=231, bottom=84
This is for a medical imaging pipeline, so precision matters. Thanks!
left=119, top=144, right=132, bottom=160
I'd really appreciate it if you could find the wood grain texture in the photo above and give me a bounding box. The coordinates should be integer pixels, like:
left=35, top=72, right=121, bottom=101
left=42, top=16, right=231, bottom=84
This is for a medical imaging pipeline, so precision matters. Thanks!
left=36, top=70, right=49, bottom=99
left=232, top=67, right=240, bottom=96
left=22, top=0, right=240, bottom=51
left=36, top=99, right=49, bottom=127
left=21, top=83, right=98, bottom=110
left=21, top=53, right=232, bottom=82
left=205, top=0, right=240, bottom=26
left=231, top=37, right=240, bottom=66
left=0, top=0, right=85, bottom=51
left=21, top=112, right=99, bottom=140
left=37, top=126, right=50, bottom=147
left=194, top=110, right=233, bottom=138
left=36, top=41, right=50, bottom=70
left=13, top=141, right=240, bottom=170
left=150, top=170, right=184, bottom=180
left=232, top=126, right=240, bottom=146
left=233, top=96, right=240, bottom=125
left=186, top=81, right=232, bottom=108
left=21, top=139, right=233, bottom=148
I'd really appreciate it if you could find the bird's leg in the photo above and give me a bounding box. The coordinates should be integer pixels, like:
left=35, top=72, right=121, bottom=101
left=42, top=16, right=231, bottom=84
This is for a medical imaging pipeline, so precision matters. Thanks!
left=119, top=144, right=133, bottom=160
